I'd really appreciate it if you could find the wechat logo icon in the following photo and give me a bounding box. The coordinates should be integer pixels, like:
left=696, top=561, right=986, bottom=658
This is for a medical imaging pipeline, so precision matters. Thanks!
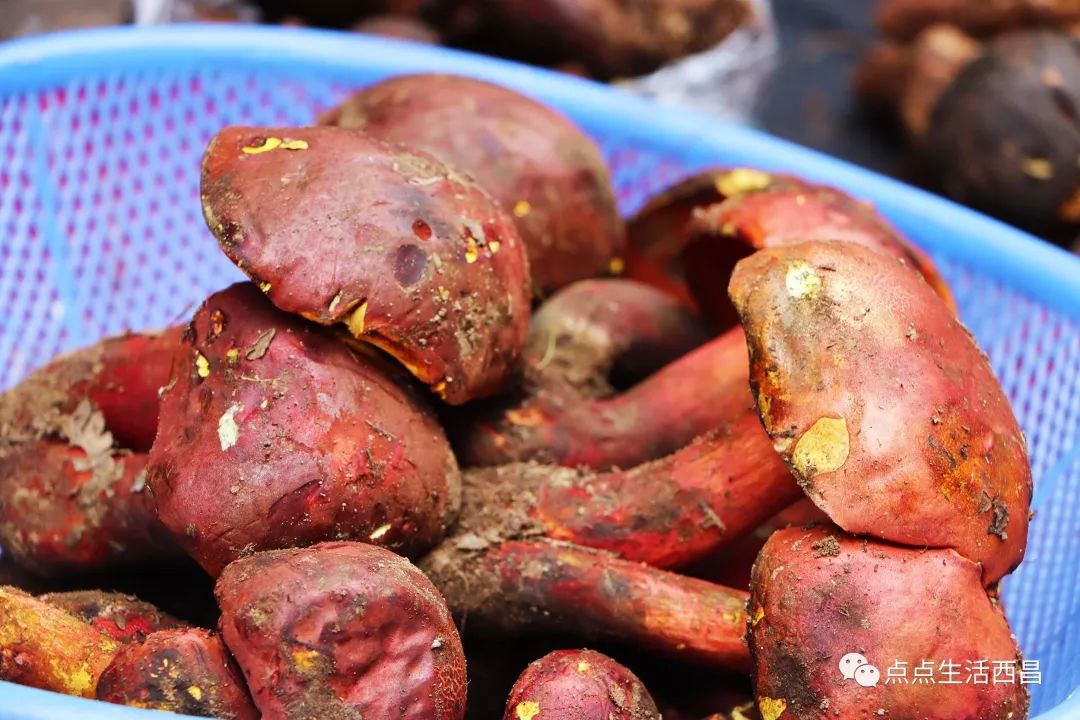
left=839, top=652, right=880, bottom=688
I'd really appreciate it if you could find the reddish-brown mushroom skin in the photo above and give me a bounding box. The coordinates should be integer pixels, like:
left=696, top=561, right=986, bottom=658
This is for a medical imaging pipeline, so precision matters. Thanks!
left=422, top=537, right=750, bottom=670
left=749, top=525, right=1029, bottom=720
left=321, top=74, right=625, bottom=293
left=148, top=282, right=461, bottom=576
left=96, top=628, right=258, bottom=720
left=504, top=649, right=661, bottom=720
left=216, top=542, right=467, bottom=720
left=730, top=241, right=1031, bottom=583
left=201, top=124, right=530, bottom=403
left=41, top=590, right=188, bottom=644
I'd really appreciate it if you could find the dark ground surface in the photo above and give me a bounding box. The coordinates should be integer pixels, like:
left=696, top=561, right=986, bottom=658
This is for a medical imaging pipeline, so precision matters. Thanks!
left=758, top=0, right=907, bottom=179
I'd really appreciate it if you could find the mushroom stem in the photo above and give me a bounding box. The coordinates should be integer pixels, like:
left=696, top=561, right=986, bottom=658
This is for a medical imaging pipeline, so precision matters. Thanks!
left=421, top=538, right=751, bottom=671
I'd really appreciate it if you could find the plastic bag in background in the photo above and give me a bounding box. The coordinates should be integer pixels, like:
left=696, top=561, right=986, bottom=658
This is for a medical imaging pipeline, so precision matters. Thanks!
left=132, top=0, right=259, bottom=24
left=0, top=0, right=130, bottom=40
left=622, top=0, right=778, bottom=123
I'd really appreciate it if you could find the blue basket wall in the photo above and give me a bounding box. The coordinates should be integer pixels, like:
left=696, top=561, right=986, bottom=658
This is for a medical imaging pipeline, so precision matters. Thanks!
left=0, top=26, right=1078, bottom=720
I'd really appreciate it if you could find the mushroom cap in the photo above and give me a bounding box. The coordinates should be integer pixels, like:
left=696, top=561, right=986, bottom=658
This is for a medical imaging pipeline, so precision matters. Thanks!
left=148, top=282, right=461, bottom=576
left=749, top=525, right=1028, bottom=720
left=216, top=542, right=467, bottom=720
left=201, top=125, right=531, bottom=404
left=729, top=240, right=1030, bottom=583
left=503, top=649, right=660, bottom=720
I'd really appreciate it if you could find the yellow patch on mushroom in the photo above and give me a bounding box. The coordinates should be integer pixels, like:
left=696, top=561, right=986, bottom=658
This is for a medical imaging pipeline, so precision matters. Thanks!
left=280, top=139, right=309, bottom=150
left=225, top=348, right=240, bottom=365
left=758, top=392, right=772, bottom=419
left=49, top=661, right=94, bottom=697
left=515, top=700, right=541, bottom=720
left=791, top=417, right=850, bottom=479
left=785, top=261, right=822, bottom=299
left=258, top=281, right=272, bottom=293
left=488, top=240, right=501, bottom=254
left=432, top=380, right=448, bottom=397
left=242, top=137, right=282, bottom=154
left=608, top=257, right=625, bottom=275
left=730, top=702, right=756, bottom=720
left=513, top=200, right=532, bottom=218
left=507, top=407, right=545, bottom=427
left=464, top=235, right=480, bottom=264
left=187, top=686, right=203, bottom=701
left=715, top=168, right=772, bottom=197
left=758, top=697, right=788, bottom=720
left=291, top=648, right=323, bottom=674
left=1020, top=157, right=1053, bottom=180
left=369, top=523, right=391, bottom=541
left=752, top=604, right=765, bottom=626
left=347, top=301, right=368, bottom=337
left=576, top=661, right=591, bottom=673
left=195, top=352, right=210, bottom=378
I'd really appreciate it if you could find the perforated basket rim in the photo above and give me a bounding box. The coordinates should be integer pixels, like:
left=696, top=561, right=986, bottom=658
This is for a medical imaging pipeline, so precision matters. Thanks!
left=0, top=25, right=1077, bottom=720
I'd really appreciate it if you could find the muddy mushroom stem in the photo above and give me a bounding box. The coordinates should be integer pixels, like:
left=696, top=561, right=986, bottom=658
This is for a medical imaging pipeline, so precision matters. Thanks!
left=421, top=536, right=751, bottom=672
left=0, top=328, right=184, bottom=575
left=0, top=586, right=121, bottom=697
left=457, top=414, right=796, bottom=571
left=200, top=124, right=532, bottom=405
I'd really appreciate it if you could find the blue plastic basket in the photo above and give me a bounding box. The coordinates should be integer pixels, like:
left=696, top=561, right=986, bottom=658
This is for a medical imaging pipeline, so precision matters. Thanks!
left=0, top=25, right=1078, bottom=720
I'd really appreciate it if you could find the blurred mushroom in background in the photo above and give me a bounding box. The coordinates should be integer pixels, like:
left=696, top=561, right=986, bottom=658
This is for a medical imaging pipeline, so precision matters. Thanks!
left=856, top=1, right=1080, bottom=247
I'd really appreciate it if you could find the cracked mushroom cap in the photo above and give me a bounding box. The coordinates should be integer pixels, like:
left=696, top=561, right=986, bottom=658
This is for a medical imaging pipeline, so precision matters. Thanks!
left=148, top=282, right=461, bottom=576
left=201, top=125, right=531, bottom=404
left=729, top=241, right=1030, bottom=583
left=749, top=525, right=1028, bottom=720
